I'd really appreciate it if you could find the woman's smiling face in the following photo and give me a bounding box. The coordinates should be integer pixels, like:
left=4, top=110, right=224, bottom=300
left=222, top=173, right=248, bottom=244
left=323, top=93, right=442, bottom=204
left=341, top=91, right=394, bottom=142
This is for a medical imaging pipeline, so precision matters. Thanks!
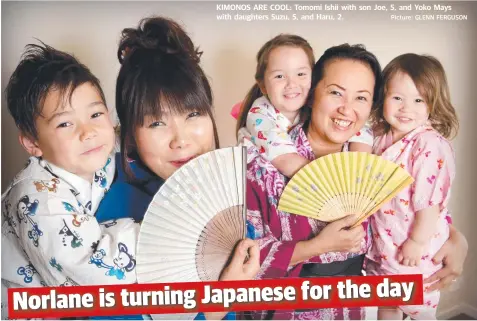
left=310, top=59, right=375, bottom=145
left=135, top=109, right=215, bottom=180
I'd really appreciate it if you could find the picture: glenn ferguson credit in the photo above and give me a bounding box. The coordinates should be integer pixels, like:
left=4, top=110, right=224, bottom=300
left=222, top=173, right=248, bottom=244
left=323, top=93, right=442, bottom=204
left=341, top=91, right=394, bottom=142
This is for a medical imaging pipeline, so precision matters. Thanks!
left=391, top=3, right=468, bottom=21
left=391, top=14, right=468, bottom=21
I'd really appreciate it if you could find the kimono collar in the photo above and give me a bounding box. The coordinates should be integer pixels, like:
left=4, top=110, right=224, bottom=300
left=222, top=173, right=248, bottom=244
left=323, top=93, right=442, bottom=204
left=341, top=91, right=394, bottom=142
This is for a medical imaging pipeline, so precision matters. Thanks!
left=41, top=159, right=92, bottom=194
left=40, top=155, right=115, bottom=214
left=260, top=95, right=301, bottom=128
left=380, top=125, right=433, bottom=160
left=122, top=155, right=165, bottom=196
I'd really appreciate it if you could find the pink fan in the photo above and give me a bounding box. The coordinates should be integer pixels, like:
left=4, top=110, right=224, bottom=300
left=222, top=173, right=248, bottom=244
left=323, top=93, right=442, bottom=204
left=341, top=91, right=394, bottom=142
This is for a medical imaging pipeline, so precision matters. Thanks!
left=231, top=101, right=242, bottom=120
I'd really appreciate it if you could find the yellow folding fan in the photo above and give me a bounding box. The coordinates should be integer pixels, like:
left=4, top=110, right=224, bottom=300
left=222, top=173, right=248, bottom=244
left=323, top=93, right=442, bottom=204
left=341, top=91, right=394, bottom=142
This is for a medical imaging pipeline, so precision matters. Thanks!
left=278, top=152, right=414, bottom=228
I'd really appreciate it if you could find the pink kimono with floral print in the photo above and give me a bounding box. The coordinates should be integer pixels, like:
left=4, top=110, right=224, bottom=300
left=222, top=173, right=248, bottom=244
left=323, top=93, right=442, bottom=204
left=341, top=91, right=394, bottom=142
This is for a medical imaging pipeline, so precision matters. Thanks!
left=366, top=125, right=455, bottom=319
left=244, top=123, right=371, bottom=320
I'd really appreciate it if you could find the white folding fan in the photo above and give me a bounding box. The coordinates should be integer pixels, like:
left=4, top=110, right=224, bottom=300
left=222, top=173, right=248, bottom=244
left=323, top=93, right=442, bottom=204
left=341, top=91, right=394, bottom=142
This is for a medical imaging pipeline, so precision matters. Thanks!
left=278, top=152, right=414, bottom=227
left=136, top=147, right=247, bottom=320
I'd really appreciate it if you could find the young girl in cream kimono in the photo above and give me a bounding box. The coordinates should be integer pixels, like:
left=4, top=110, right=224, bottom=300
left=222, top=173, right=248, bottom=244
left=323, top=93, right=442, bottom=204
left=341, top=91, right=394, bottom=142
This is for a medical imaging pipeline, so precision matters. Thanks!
left=366, top=53, right=459, bottom=320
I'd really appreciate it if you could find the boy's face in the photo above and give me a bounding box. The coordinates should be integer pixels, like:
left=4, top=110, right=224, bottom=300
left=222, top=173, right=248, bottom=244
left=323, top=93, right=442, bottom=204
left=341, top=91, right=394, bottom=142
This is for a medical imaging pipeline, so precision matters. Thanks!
left=25, top=82, right=115, bottom=182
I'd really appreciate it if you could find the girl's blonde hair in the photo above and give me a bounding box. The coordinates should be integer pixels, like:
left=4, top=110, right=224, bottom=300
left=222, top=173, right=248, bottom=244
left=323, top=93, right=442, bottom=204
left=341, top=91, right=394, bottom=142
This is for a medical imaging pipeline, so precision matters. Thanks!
left=236, top=34, right=315, bottom=135
left=371, top=53, right=459, bottom=139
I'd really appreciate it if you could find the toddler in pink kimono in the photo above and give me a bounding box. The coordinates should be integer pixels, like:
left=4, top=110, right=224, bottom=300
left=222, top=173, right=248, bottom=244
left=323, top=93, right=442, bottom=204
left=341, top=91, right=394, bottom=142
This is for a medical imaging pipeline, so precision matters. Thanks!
left=366, top=54, right=459, bottom=320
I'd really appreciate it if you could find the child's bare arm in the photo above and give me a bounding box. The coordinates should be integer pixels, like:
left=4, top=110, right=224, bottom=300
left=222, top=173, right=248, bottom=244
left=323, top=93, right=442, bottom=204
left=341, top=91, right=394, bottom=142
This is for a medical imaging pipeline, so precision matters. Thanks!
left=272, top=153, right=310, bottom=178
left=399, top=205, right=440, bottom=266
left=400, top=132, right=456, bottom=267
left=411, top=205, right=441, bottom=244
left=348, top=123, right=374, bottom=153
left=348, top=142, right=373, bottom=153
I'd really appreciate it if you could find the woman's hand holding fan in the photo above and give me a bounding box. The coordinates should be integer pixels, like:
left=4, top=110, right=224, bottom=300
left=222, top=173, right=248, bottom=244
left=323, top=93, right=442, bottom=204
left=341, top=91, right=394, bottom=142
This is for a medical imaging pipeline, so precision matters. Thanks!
left=310, top=214, right=366, bottom=254
left=220, top=239, right=260, bottom=281
left=203, top=239, right=260, bottom=321
left=290, top=214, right=366, bottom=265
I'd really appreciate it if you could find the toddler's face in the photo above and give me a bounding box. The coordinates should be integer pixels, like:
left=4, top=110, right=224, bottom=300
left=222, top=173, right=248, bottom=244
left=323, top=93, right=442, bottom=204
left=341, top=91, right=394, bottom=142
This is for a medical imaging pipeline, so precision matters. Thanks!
left=383, top=72, right=429, bottom=141
left=30, top=82, right=115, bottom=181
left=260, top=46, right=312, bottom=121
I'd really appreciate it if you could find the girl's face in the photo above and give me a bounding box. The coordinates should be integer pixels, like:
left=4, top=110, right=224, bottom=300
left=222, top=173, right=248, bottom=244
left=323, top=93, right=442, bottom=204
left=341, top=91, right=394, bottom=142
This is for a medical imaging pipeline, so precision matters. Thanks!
left=135, top=109, right=215, bottom=180
left=260, top=46, right=312, bottom=121
left=383, top=72, right=429, bottom=141
left=310, top=59, right=375, bottom=145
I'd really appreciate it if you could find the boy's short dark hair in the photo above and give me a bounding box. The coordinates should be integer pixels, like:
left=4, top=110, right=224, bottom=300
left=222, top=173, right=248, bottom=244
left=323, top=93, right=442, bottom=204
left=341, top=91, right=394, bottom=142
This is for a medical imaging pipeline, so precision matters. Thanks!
left=5, top=42, right=106, bottom=139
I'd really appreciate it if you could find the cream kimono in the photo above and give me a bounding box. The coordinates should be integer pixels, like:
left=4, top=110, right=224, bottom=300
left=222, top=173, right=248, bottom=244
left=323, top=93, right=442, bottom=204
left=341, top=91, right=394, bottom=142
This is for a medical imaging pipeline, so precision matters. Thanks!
left=1, top=155, right=139, bottom=319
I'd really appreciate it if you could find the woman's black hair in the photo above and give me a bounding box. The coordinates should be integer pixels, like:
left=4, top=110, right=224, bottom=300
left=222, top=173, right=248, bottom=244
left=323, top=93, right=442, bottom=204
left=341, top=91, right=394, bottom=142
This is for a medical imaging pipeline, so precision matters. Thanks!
left=303, top=43, right=383, bottom=130
left=115, top=16, right=220, bottom=180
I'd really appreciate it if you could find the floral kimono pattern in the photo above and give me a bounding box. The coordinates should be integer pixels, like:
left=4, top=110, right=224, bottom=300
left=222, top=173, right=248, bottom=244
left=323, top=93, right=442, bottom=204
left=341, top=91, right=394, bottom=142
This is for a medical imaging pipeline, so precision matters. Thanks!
left=243, top=123, right=371, bottom=320
left=238, top=96, right=301, bottom=162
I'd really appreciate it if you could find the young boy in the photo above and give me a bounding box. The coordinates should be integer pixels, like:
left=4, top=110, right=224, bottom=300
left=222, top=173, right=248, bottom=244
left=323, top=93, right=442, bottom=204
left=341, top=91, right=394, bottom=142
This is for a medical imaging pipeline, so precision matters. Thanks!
left=1, top=43, right=139, bottom=318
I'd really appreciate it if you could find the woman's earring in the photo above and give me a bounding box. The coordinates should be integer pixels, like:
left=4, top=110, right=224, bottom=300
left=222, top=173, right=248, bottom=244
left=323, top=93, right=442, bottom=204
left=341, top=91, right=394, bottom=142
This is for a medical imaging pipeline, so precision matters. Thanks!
left=120, top=47, right=131, bottom=61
